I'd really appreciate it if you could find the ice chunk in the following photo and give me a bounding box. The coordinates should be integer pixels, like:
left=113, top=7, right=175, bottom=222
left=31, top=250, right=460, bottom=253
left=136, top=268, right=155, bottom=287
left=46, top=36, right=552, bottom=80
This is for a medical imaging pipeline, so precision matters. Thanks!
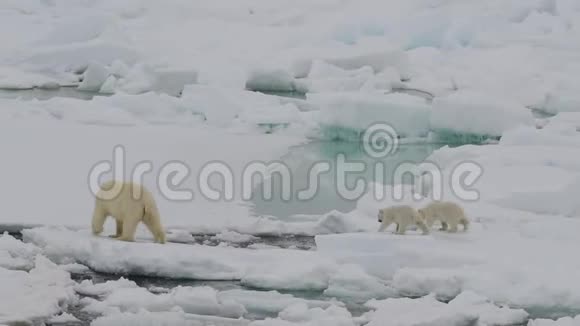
left=0, top=255, right=77, bottom=325
left=0, top=231, right=42, bottom=270
left=77, top=61, right=110, bottom=92
left=304, top=61, right=375, bottom=93
left=114, top=63, right=157, bottom=94
left=245, top=68, right=299, bottom=92
left=58, top=262, right=91, bottom=274
left=99, top=75, right=117, bottom=94
left=241, top=258, right=338, bottom=291
left=114, top=64, right=198, bottom=96
left=290, top=42, right=408, bottom=79
left=251, top=303, right=355, bottom=326
left=541, top=93, right=580, bottom=114
left=82, top=285, right=247, bottom=319
left=309, top=92, right=431, bottom=140
left=430, top=90, right=535, bottom=138
left=218, top=289, right=341, bottom=315
left=364, top=294, right=478, bottom=326
left=153, top=67, right=198, bottom=96
left=75, top=277, right=139, bottom=297
left=365, top=291, right=528, bottom=325
left=393, top=267, right=463, bottom=300
left=91, top=310, right=250, bottom=326
left=212, top=231, right=259, bottom=244
left=181, top=85, right=281, bottom=127
left=312, top=210, right=369, bottom=234
left=47, top=312, right=81, bottom=324
left=449, top=291, right=529, bottom=326
left=528, top=315, right=580, bottom=325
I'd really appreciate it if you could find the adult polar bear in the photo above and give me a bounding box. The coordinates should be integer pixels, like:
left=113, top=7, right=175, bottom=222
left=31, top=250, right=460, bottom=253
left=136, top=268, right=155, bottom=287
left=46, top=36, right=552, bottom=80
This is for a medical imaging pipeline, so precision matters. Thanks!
left=92, top=180, right=166, bottom=244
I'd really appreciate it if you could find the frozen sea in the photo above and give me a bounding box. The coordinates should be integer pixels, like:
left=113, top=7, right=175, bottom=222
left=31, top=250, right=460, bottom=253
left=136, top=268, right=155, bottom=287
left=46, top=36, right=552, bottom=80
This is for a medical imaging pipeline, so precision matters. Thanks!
left=2, top=1, right=580, bottom=325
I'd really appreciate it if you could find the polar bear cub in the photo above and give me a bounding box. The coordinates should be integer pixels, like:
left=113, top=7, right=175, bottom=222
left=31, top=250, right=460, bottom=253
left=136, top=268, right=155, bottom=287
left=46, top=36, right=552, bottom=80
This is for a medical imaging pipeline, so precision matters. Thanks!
left=377, top=205, right=429, bottom=235
left=418, top=201, right=469, bottom=233
left=92, top=180, right=166, bottom=244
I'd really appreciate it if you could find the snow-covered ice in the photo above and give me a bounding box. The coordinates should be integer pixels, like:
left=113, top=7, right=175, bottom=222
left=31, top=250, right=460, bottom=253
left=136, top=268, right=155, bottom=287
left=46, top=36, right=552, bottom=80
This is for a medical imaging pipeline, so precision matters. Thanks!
left=309, top=92, right=431, bottom=139
left=529, top=316, right=580, bottom=326
left=2, top=0, right=580, bottom=324
left=23, top=227, right=355, bottom=293
left=362, top=292, right=528, bottom=326
left=0, top=255, right=78, bottom=325
left=81, top=285, right=247, bottom=318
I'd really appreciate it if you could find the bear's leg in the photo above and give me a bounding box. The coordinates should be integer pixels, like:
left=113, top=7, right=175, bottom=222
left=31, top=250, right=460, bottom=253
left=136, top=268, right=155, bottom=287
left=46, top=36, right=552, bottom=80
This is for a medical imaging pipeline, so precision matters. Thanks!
left=109, top=219, right=124, bottom=238
left=460, top=217, right=469, bottom=231
left=91, top=203, right=107, bottom=236
left=143, top=218, right=166, bottom=244
left=116, top=215, right=140, bottom=242
left=396, top=222, right=407, bottom=235
left=440, top=221, right=448, bottom=231
left=448, top=220, right=458, bottom=233
left=416, top=220, right=430, bottom=235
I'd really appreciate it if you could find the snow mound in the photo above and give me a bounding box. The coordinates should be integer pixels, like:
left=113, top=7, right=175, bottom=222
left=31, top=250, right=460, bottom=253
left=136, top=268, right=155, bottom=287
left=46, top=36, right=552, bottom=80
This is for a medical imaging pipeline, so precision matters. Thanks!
left=430, top=90, right=535, bottom=138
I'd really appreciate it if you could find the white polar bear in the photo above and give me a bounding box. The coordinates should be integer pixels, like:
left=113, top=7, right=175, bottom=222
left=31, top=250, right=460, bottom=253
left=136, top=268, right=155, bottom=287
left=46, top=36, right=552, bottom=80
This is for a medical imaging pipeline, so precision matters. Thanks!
left=418, top=201, right=469, bottom=233
left=91, top=180, right=166, bottom=244
left=377, top=205, right=429, bottom=235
